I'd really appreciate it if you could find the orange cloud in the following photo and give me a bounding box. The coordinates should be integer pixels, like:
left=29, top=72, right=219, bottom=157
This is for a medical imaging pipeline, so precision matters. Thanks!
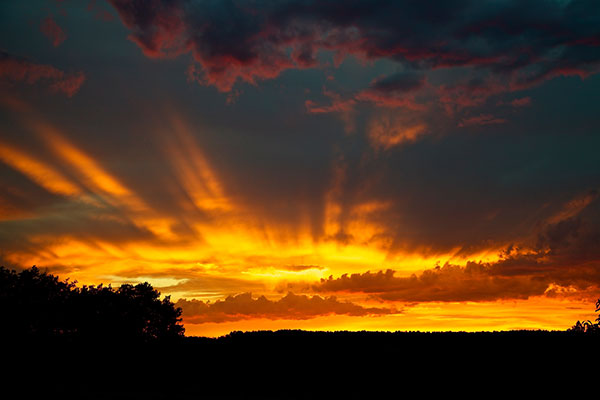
left=176, top=292, right=394, bottom=323
left=314, top=264, right=551, bottom=302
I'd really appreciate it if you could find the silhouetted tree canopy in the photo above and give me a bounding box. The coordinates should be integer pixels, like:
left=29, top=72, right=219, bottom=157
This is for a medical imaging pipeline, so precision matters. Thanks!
left=0, top=266, right=184, bottom=342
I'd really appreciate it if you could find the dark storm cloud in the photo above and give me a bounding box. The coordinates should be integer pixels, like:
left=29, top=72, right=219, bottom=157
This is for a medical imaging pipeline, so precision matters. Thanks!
left=0, top=51, right=84, bottom=97
left=108, top=0, right=600, bottom=92
left=176, top=292, right=393, bottom=323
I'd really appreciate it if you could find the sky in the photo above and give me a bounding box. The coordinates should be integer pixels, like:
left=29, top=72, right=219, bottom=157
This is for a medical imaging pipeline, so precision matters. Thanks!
left=1, top=0, right=599, bottom=336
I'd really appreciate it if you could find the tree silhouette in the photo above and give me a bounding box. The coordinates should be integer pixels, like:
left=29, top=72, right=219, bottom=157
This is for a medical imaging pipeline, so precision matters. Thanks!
left=0, top=266, right=184, bottom=342
left=569, top=297, right=600, bottom=334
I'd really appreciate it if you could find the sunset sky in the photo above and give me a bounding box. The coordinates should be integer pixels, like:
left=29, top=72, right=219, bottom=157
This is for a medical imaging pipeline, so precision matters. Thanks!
left=1, top=0, right=599, bottom=336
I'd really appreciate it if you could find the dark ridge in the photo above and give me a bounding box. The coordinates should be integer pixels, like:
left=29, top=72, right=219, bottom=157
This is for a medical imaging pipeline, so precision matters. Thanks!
left=5, top=329, right=598, bottom=399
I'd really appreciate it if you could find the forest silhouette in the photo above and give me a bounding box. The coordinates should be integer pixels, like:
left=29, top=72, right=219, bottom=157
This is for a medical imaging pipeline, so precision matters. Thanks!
left=1, top=266, right=598, bottom=398
left=0, top=266, right=184, bottom=342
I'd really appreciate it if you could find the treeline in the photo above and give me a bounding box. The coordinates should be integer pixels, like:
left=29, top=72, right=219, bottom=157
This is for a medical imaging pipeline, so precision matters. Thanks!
left=7, top=324, right=599, bottom=398
left=0, top=266, right=184, bottom=342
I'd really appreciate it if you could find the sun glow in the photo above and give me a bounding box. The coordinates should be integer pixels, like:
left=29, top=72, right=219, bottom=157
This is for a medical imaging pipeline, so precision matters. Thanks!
left=1, top=110, right=596, bottom=336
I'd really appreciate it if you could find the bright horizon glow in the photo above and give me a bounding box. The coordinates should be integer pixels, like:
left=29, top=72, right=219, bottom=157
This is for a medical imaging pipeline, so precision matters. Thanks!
left=1, top=0, right=599, bottom=336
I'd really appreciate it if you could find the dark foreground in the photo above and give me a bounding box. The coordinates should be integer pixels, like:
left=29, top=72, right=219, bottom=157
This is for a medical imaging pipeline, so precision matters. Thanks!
left=4, top=329, right=596, bottom=399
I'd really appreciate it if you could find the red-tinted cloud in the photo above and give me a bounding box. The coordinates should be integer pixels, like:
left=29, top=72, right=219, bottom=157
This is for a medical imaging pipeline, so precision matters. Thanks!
left=305, top=95, right=355, bottom=114
left=438, top=78, right=507, bottom=114
left=307, top=73, right=426, bottom=115
left=0, top=51, right=85, bottom=97
left=176, top=292, right=394, bottom=323
left=40, top=16, right=67, bottom=47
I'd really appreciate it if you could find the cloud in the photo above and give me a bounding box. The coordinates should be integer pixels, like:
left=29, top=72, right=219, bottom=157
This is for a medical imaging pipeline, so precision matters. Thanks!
left=438, top=77, right=507, bottom=115
left=108, top=0, right=600, bottom=94
left=176, top=292, right=394, bottom=323
left=311, top=192, right=600, bottom=303
left=305, top=88, right=358, bottom=132
left=368, top=72, right=426, bottom=94
left=510, top=97, right=532, bottom=107
left=87, top=0, right=115, bottom=22
left=40, top=16, right=67, bottom=47
left=533, top=217, right=600, bottom=271
left=107, top=267, right=267, bottom=298
left=307, top=72, right=427, bottom=114
left=367, top=112, right=427, bottom=150
left=458, top=114, right=507, bottom=127
left=355, top=72, right=427, bottom=109
left=305, top=96, right=355, bottom=114
left=305, top=72, right=429, bottom=139
left=0, top=51, right=85, bottom=97
left=308, top=193, right=600, bottom=303
left=313, top=265, right=550, bottom=302
left=546, top=189, right=598, bottom=225
left=279, top=265, right=325, bottom=272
